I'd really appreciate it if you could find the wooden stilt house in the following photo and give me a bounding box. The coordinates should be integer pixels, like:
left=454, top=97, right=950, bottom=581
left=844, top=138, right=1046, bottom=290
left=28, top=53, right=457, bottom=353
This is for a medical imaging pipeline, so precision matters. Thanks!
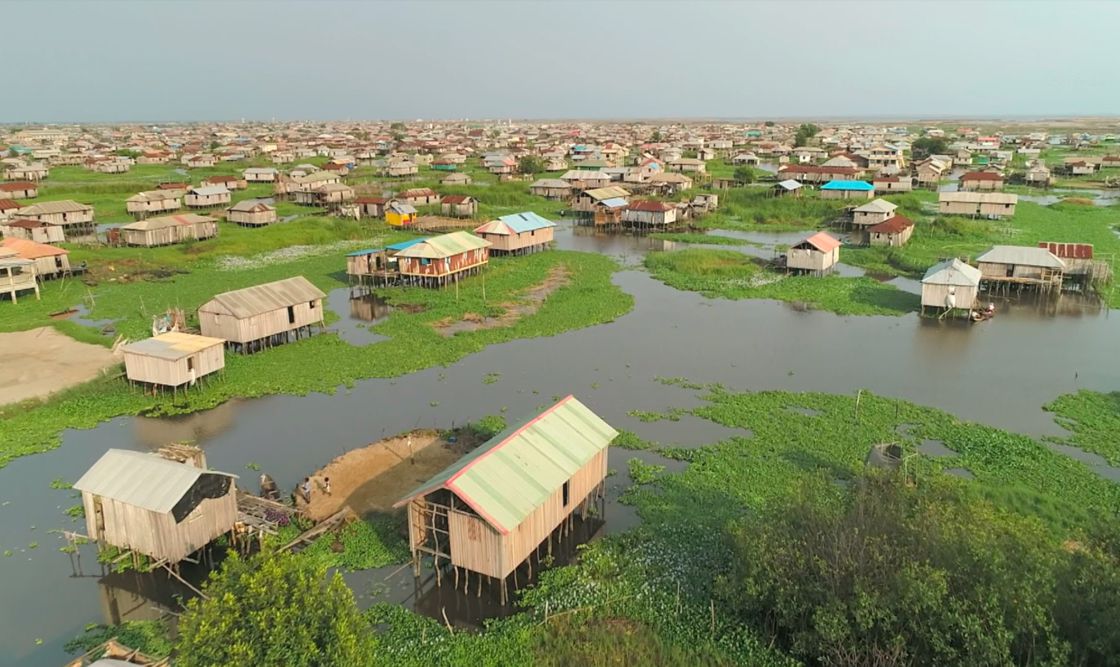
left=0, top=247, right=39, bottom=303
left=73, top=449, right=238, bottom=565
left=921, top=258, right=981, bottom=317
left=122, top=332, right=226, bottom=390
left=395, top=231, right=491, bottom=287
left=473, top=212, right=555, bottom=255
left=394, top=396, right=617, bottom=602
left=198, top=276, right=325, bottom=352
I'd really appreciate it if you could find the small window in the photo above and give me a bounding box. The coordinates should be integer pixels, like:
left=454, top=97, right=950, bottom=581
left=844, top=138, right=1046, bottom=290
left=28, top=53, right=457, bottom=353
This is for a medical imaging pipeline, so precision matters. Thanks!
left=562, top=481, right=570, bottom=507
left=287, top=306, right=295, bottom=324
left=187, top=356, right=195, bottom=372
left=309, top=300, right=316, bottom=309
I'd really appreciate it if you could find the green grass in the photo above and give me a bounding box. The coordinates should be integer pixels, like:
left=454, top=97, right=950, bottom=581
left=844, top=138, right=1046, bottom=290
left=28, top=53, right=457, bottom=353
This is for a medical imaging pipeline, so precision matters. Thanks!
left=645, top=248, right=918, bottom=316
left=841, top=199, right=1120, bottom=306
left=0, top=250, right=632, bottom=467
left=1045, top=390, right=1120, bottom=465
left=650, top=232, right=751, bottom=246
left=360, top=387, right=1120, bottom=665
left=688, top=187, right=848, bottom=232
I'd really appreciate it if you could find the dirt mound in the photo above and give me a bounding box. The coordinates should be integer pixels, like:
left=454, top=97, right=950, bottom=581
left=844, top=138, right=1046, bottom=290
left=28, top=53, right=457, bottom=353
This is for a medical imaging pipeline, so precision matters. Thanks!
left=299, top=429, right=481, bottom=521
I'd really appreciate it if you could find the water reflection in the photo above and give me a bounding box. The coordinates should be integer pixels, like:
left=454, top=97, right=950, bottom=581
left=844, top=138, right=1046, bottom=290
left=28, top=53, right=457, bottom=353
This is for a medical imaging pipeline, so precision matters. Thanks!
left=326, top=287, right=391, bottom=346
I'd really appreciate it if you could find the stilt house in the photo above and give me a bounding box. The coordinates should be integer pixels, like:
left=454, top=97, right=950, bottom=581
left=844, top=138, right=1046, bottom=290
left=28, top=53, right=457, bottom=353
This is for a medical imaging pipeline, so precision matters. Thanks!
left=921, top=258, right=981, bottom=315
left=73, top=449, right=237, bottom=565
left=787, top=232, right=841, bottom=275
left=120, top=214, right=218, bottom=247
left=198, top=276, right=325, bottom=350
left=122, top=332, right=226, bottom=389
left=473, top=212, right=555, bottom=255
left=395, top=396, right=617, bottom=600
left=396, top=231, right=491, bottom=286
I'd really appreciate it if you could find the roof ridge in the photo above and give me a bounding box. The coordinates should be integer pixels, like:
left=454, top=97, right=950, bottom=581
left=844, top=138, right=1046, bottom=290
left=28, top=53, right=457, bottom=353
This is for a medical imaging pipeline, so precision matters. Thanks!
left=445, top=395, right=575, bottom=489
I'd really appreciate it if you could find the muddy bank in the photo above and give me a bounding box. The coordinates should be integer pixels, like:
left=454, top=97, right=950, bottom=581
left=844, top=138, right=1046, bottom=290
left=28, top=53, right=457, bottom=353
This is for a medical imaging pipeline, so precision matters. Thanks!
left=434, top=265, right=571, bottom=335
left=300, top=429, right=479, bottom=521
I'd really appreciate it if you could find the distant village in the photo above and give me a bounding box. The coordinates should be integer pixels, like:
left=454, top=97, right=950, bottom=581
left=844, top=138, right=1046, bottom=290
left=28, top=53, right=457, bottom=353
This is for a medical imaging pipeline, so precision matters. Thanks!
left=2, top=120, right=1114, bottom=331
left=1, top=117, right=1118, bottom=667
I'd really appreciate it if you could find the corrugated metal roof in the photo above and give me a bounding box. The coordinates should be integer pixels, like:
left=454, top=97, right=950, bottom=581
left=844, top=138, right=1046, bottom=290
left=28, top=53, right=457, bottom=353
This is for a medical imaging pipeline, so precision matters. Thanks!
left=386, top=238, right=425, bottom=252
left=600, top=197, right=629, bottom=209
left=776, top=179, right=803, bottom=190
left=1, top=236, right=67, bottom=258
left=16, top=200, right=92, bottom=215
left=821, top=180, right=874, bottom=191
left=227, top=198, right=275, bottom=212
left=122, top=331, right=225, bottom=360
left=394, top=396, right=617, bottom=534
left=73, top=449, right=236, bottom=514
left=200, top=276, right=326, bottom=318
left=476, top=211, right=556, bottom=235
left=854, top=198, right=898, bottom=213
left=797, top=231, right=842, bottom=252
left=396, top=231, right=491, bottom=259
left=922, top=258, right=981, bottom=286
left=976, top=245, right=1065, bottom=268
left=127, top=190, right=180, bottom=203
left=122, top=214, right=215, bottom=231
left=938, top=192, right=1018, bottom=204
left=189, top=186, right=230, bottom=197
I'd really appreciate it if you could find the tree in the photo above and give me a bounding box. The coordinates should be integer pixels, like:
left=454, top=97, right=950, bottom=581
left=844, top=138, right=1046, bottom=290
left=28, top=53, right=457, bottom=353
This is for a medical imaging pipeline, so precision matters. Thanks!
left=912, top=136, right=949, bottom=158
left=793, top=123, right=821, bottom=148
left=733, top=167, right=755, bottom=185
left=764, top=120, right=775, bottom=127
left=718, top=472, right=1068, bottom=667
left=518, top=155, right=544, bottom=175
left=176, top=552, right=376, bottom=667
left=651, top=129, right=662, bottom=142
left=389, top=122, right=405, bottom=131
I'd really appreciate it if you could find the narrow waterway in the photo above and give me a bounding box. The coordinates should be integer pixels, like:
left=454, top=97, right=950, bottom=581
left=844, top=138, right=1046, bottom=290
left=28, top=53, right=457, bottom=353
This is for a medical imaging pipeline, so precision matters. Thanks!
left=3, top=224, right=1119, bottom=665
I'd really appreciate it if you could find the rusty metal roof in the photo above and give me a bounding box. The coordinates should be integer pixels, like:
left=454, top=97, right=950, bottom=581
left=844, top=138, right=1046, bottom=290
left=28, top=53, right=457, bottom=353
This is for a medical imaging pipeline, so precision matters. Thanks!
left=199, top=275, right=325, bottom=318
left=394, top=396, right=617, bottom=535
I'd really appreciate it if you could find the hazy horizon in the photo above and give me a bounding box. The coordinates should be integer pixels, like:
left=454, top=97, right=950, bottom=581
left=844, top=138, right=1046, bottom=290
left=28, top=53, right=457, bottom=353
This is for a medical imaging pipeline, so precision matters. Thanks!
left=5, top=0, right=1119, bottom=123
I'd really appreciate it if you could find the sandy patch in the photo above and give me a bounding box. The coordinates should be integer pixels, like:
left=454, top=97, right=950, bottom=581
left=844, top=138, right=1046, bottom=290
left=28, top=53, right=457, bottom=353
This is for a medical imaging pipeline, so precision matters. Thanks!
left=433, top=264, right=571, bottom=336
left=300, top=429, right=480, bottom=521
left=0, top=327, right=121, bottom=407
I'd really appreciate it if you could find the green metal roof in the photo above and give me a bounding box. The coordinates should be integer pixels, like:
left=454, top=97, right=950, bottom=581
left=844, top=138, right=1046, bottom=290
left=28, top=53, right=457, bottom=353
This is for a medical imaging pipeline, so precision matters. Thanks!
left=395, top=231, right=491, bottom=259
left=394, top=396, right=618, bottom=534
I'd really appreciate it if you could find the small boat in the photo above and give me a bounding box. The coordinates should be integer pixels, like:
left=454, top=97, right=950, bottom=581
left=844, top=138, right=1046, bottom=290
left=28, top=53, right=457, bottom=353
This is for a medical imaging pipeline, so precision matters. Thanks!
left=971, top=303, right=996, bottom=322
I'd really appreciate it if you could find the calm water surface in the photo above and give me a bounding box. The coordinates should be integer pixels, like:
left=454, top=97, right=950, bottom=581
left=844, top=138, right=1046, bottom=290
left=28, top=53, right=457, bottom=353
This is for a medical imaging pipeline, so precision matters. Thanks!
left=3, top=224, right=1119, bottom=665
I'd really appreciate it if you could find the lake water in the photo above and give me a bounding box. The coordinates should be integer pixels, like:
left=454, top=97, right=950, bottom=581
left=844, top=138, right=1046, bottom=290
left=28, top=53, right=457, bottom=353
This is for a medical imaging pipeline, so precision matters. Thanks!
left=3, top=223, right=1119, bottom=665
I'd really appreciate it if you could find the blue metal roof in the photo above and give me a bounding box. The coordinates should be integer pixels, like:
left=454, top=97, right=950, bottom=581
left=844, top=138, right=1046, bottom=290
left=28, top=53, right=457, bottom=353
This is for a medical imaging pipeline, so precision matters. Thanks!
left=496, top=211, right=556, bottom=233
left=386, top=238, right=425, bottom=252
left=601, top=197, right=629, bottom=208
left=346, top=248, right=380, bottom=257
left=821, top=180, right=874, bottom=191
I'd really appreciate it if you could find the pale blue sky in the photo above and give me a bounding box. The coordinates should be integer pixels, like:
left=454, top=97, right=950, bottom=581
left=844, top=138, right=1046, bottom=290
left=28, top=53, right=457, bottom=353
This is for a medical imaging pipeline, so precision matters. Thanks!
left=4, top=0, right=1118, bottom=122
